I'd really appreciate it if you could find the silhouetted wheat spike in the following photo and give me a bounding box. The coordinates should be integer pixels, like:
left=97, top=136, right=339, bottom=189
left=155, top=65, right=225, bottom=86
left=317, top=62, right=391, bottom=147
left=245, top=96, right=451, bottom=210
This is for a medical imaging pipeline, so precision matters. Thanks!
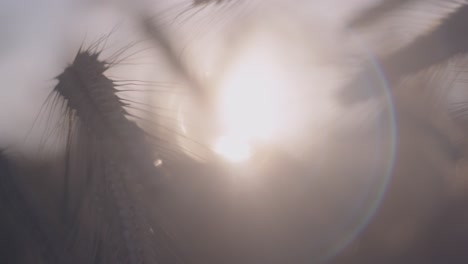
left=0, top=151, right=57, bottom=263
left=339, top=3, right=468, bottom=105
left=50, top=44, right=183, bottom=263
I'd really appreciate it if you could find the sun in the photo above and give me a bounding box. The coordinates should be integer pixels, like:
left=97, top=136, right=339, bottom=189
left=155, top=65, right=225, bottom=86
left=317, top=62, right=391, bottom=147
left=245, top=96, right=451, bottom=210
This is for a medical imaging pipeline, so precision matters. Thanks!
left=214, top=135, right=252, bottom=163
left=212, top=37, right=286, bottom=163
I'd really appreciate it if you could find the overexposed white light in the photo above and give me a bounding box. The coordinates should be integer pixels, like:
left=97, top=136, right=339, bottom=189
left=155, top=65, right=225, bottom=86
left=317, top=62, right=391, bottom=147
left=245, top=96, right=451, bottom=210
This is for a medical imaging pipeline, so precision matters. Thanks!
left=209, top=20, right=339, bottom=163
left=218, top=48, right=283, bottom=142
left=214, top=135, right=252, bottom=163
left=212, top=33, right=287, bottom=162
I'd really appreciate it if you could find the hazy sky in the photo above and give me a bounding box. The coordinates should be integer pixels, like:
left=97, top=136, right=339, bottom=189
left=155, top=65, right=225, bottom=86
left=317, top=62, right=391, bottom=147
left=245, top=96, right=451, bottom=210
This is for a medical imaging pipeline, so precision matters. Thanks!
left=0, top=0, right=378, bottom=153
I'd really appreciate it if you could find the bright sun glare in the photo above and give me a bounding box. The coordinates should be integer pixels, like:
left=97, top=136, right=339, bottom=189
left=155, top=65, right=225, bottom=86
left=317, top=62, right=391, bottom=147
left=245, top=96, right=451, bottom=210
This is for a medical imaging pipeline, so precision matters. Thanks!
left=214, top=135, right=252, bottom=163
left=213, top=38, right=286, bottom=163
left=177, top=20, right=336, bottom=164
